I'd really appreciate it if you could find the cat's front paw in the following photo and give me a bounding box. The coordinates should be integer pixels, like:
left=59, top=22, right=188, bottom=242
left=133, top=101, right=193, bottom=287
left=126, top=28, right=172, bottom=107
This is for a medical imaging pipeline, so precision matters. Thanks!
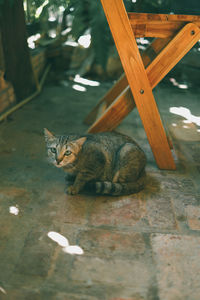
left=66, top=185, right=79, bottom=195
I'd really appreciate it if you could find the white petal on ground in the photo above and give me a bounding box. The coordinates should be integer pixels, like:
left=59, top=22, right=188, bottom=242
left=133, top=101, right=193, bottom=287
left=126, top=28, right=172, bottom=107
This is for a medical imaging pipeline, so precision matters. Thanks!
left=9, top=206, right=19, bottom=216
left=47, top=231, right=69, bottom=247
left=0, top=286, right=7, bottom=294
left=63, top=245, right=84, bottom=255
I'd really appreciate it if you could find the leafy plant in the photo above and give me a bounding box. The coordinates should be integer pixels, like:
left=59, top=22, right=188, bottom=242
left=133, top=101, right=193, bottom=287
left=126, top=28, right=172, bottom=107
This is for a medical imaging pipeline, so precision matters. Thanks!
left=63, top=0, right=174, bottom=69
left=68, top=0, right=111, bottom=69
left=22, top=0, right=174, bottom=70
left=0, top=0, right=15, bottom=6
left=24, top=0, right=69, bottom=23
left=129, top=0, right=173, bottom=13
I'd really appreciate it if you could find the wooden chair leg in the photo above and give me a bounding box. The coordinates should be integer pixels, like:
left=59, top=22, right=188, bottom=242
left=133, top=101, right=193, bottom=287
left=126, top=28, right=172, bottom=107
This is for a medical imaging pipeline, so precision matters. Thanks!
left=100, top=0, right=176, bottom=170
left=146, top=23, right=200, bottom=89
left=84, top=37, right=171, bottom=126
left=87, top=0, right=200, bottom=169
left=88, top=87, right=135, bottom=133
left=88, top=23, right=200, bottom=135
left=141, top=37, right=171, bottom=68
left=84, top=74, right=128, bottom=125
left=98, top=0, right=200, bottom=169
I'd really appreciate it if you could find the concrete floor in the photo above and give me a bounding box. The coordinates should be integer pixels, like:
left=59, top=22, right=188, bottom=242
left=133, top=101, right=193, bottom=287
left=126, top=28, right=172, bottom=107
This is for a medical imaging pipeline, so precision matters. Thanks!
left=0, top=74, right=200, bottom=300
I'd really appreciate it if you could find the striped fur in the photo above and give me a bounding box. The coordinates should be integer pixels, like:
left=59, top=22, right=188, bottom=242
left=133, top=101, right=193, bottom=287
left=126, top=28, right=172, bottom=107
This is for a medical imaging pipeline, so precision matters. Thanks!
left=94, top=172, right=146, bottom=195
left=44, top=129, right=146, bottom=196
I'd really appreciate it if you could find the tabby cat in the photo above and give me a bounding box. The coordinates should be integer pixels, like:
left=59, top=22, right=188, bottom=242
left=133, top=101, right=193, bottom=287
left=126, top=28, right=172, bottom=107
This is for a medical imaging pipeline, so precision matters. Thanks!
left=44, top=128, right=146, bottom=196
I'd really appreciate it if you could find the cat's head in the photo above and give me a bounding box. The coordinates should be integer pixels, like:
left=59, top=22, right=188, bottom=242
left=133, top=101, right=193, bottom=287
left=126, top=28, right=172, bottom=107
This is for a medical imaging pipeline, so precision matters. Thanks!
left=44, top=128, right=86, bottom=168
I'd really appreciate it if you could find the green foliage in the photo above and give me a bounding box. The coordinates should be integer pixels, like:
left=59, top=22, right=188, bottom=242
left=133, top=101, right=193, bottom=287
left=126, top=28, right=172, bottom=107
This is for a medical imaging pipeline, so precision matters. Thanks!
left=0, top=0, right=17, bottom=18
left=25, top=0, right=69, bottom=23
left=0, top=0, right=15, bottom=6
left=89, top=1, right=110, bottom=69
left=68, top=0, right=89, bottom=39
left=67, top=0, right=173, bottom=69
left=69, top=0, right=111, bottom=69
left=23, top=0, right=174, bottom=69
left=127, top=0, right=173, bottom=13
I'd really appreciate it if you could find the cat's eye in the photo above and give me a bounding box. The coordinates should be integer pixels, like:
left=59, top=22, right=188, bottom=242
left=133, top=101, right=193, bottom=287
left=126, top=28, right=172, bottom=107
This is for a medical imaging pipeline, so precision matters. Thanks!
left=65, top=150, right=72, bottom=156
left=50, top=147, right=56, bottom=154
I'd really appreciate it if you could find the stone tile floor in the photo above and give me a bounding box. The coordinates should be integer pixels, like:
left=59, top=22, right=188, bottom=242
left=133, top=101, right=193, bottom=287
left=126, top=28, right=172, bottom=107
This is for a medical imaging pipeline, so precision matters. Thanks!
left=0, top=76, right=200, bottom=300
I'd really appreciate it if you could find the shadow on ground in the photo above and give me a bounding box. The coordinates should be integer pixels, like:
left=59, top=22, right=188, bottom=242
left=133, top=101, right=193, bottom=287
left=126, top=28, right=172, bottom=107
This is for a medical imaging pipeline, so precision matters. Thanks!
left=0, top=75, right=200, bottom=299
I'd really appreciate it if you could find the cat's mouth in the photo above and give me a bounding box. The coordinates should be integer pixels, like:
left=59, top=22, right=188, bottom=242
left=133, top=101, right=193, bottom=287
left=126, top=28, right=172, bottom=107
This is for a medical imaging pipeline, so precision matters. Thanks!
left=54, top=162, right=64, bottom=168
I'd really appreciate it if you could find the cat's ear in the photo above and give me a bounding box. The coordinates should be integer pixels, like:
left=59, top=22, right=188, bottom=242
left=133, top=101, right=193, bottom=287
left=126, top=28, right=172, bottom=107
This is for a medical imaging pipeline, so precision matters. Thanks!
left=44, top=128, right=55, bottom=142
left=74, top=137, right=87, bottom=148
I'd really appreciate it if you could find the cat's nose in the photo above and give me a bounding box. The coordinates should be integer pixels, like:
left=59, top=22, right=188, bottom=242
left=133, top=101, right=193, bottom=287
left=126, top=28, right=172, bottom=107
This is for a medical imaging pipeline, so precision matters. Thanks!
left=56, top=158, right=62, bottom=165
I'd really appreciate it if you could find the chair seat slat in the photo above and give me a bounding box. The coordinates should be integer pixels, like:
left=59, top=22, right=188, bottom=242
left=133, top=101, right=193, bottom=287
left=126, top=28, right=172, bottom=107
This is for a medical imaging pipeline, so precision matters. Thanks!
left=128, top=13, right=200, bottom=37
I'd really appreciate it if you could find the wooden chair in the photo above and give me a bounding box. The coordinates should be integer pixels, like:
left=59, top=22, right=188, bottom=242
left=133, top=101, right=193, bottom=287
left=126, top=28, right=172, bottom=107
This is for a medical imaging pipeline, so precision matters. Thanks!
left=84, top=0, right=200, bottom=170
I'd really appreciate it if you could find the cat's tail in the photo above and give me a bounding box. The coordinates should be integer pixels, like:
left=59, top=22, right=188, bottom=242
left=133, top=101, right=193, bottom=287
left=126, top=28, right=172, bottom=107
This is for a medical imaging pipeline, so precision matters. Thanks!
left=93, top=173, right=146, bottom=196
